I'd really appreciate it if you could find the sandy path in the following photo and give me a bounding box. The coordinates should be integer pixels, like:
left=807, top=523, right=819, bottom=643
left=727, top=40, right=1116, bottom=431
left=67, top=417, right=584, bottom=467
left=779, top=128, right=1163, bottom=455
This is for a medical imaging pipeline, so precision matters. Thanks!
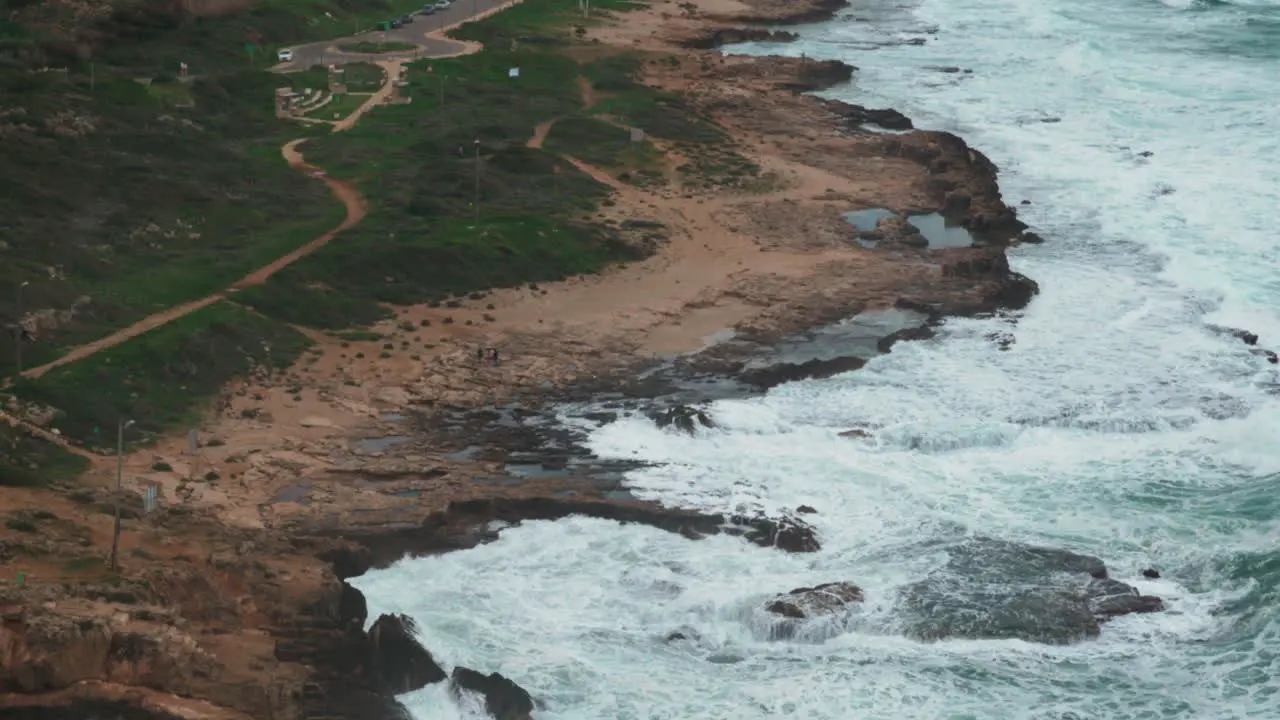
left=526, top=119, right=556, bottom=149
left=17, top=39, right=481, bottom=380
left=231, top=142, right=368, bottom=288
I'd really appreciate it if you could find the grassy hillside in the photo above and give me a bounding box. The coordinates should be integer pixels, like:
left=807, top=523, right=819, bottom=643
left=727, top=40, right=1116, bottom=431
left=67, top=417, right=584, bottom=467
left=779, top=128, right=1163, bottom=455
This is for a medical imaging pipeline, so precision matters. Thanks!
left=0, top=67, right=341, bottom=377
left=10, top=301, right=311, bottom=450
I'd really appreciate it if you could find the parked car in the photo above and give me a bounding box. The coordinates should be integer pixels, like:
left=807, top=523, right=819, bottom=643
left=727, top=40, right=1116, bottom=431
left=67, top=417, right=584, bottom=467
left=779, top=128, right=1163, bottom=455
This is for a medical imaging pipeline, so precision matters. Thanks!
left=433, top=0, right=451, bottom=8
left=390, top=18, right=403, bottom=28
left=419, top=6, right=436, bottom=14
left=399, top=14, right=413, bottom=23
left=277, top=48, right=294, bottom=62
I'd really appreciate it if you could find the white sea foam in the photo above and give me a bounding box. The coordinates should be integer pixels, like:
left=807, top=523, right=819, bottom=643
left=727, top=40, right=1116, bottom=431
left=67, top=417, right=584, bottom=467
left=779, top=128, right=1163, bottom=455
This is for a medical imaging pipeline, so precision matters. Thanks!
left=355, top=0, right=1280, bottom=716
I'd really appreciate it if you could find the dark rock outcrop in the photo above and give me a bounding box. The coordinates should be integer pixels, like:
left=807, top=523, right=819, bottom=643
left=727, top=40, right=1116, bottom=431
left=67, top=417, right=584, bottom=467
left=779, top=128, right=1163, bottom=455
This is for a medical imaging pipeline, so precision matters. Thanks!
left=365, top=614, right=446, bottom=695
left=739, top=354, right=867, bottom=389
left=1207, top=325, right=1258, bottom=346
left=765, top=582, right=864, bottom=619
left=880, top=131, right=1027, bottom=240
left=779, top=59, right=856, bottom=93
left=877, top=325, right=936, bottom=353
left=450, top=667, right=535, bottom=720
left=1087, top=578, right=1165, bottom=620
left=680, top=27, right=798, bottom=49
left=822, top=99, right=913, bottom=131
left=898, top=538, right=1164, bottom=645
left=724, top=513, right=820, bottom=552
left=649, top=404, right=715, bottom=434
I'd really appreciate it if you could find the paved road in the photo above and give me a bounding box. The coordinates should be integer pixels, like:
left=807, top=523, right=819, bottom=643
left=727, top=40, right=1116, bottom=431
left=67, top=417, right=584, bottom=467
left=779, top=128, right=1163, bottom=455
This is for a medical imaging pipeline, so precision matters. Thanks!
left=275, top=0, right=517, bottom=70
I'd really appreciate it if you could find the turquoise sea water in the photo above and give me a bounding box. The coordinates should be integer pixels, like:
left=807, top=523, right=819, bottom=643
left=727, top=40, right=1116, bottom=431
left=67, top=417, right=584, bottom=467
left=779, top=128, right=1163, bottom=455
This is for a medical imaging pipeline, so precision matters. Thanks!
left=353, top=1, right=1280, bottom=717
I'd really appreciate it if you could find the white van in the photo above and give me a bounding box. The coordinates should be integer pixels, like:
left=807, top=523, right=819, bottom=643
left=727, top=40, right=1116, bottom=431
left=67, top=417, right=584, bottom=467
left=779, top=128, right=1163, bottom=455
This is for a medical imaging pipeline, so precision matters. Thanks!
left=277, top=49, right=295, bottom=62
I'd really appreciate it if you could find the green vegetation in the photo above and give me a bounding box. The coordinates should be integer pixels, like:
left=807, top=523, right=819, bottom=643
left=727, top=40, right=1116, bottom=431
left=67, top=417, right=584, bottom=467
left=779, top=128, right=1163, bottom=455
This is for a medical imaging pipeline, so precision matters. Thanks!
left=338, top=41, right=418, bottom=54
left=235, top=280, right=393, bottom=329
left=306, top=91, right=368, bottom=121
left=10, top=301, right=311, bottom=449
left=0, top=68, right=343, bottom=377
left=542, top=116, right=662, bottom=178
left=241, top=45, right=651, bottom=327
left=342, top=63, right=387, bottom=92
left=0, top=424, right=90, bottom=487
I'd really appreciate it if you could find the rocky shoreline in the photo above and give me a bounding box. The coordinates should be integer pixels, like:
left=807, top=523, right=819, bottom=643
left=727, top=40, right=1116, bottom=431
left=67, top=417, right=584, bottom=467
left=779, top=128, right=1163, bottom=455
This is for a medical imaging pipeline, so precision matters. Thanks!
left=1, top=0, right=1110, bottom=718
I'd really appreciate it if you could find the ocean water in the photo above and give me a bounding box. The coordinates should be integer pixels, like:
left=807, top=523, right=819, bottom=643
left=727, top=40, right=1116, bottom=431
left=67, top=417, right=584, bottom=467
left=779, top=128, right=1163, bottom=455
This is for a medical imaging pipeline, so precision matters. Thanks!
left=350, top=0, right=1280, bottom=717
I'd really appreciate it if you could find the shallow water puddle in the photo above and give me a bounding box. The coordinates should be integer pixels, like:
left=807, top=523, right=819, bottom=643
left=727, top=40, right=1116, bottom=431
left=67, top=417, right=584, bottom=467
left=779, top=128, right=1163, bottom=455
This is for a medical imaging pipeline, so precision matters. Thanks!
left=906, top=212, right=977, bottom=249
left=350, top=435, right=411, bottom=453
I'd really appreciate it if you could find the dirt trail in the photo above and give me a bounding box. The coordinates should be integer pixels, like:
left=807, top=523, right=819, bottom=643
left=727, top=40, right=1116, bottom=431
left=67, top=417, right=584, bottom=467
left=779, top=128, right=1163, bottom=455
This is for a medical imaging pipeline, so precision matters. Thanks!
left=231, top=141, right=368, bottom=288
left=577, top=75, right=597, bottom=109
left=526, top=119, right=556, bottom=149
left=562, top=155, right=626, bottom=191
left=21, top=296, right=224, bottom=380
left=332, top=60, right=404, bottom=133
left=0, top=409, right=100, bottom=460
left=17, top=49, right=461, bottom=381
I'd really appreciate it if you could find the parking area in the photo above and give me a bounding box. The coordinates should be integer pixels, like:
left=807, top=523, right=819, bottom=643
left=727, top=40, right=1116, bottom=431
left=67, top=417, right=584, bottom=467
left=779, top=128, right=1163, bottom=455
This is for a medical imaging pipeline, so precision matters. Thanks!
left=275, top=0, right=517, bottom=70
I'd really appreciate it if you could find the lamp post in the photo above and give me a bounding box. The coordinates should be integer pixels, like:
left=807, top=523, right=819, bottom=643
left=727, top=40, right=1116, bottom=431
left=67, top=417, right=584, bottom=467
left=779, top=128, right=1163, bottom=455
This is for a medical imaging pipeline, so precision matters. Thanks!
left=109, top=418, right=135, bottom=572
left=14, top=281, right=29, bottom=374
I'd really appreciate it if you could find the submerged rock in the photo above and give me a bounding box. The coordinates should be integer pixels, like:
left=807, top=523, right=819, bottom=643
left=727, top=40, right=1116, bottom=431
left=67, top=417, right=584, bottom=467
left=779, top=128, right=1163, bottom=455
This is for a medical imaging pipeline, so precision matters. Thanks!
left=839, top=428, right=873, bottom=439
left=739, top=355, right=867, bottom=389
left=365, top=613, right=446, bottom=695
left=649, top=404, right=715, bottom=434
left=897, top=538, right=1164, bottom=645
left=766, top=582, right=864, bottom=619
left=450, top=667, right=535, bottom=720
left=724, top=512, right=820, bottom=552
left=1207, top=324, right=1259, bottom=346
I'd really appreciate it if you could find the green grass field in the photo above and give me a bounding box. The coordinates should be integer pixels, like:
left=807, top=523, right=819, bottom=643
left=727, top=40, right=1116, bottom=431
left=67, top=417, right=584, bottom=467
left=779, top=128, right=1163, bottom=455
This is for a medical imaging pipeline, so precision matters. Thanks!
left=0, top=424, right=90, bottom=488
left=10, top=301, right=312, bottom=450
left=0, top=69, right=343, bottom=378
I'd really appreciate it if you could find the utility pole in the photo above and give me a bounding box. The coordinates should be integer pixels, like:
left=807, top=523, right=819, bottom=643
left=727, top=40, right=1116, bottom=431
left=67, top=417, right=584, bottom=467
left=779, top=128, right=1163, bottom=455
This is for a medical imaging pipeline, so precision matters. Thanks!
left=14, top=281, right=29, bottom=374
left=473, top=138, right=481, bottom=223
left=109, top=418, right=134, bottom=572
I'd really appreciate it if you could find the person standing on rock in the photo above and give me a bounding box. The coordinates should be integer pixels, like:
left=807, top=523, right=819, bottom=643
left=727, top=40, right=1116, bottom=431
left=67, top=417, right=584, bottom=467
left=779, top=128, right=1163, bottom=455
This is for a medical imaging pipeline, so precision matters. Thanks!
left=492, top=347, right=500, bottom=368
left=477, top=346, right=485, bottom=365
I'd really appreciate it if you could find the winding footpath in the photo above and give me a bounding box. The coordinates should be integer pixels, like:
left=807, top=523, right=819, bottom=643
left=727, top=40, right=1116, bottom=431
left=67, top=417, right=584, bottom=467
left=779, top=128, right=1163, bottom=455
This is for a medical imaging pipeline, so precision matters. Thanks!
left=0, top=3, right=527, bottom=447
left=15, top=4, right=522, bottom=384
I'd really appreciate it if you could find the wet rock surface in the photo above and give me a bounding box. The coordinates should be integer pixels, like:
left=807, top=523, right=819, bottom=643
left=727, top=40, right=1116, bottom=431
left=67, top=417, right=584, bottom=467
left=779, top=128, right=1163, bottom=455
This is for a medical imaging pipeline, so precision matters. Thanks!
left=649, top=404, right=715, bottom=434
left=898, top=538, right=1163, bottom=645
left=679, top=27, right=798, bottom=49
left=766, top=582, right=864, bottom=619
left=821, top=98, right=913, bottom=131
left=364, top=614, right=446, bottom=695
left=724, top=513, right=821, bottom=552
left=450, top=667, right=535, bottom=720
